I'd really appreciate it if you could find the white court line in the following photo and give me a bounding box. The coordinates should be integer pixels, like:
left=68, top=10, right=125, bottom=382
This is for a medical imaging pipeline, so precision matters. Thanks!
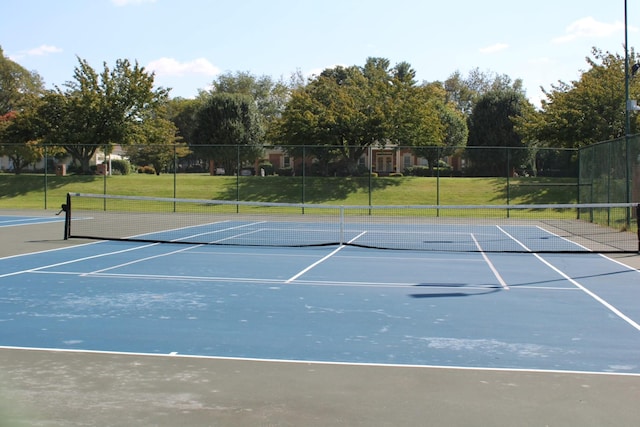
left=285, top=231, right=367, bottom=283
left=534, top=225, right=591, bottom=251
left=81, top=245, right=202, bottom=276
left=599, top=253, right=640, bottom=273
left=81, top=221, right=268, bottom=275
left=532, top=253, right=640, bottom=332
left=497, top=226, right=640, bottom=332
left=0, top=217, right=61, bottom=227
left=170, top=221, right=266, bottom=242
left=496, top=225, right=532, bottom=252
left=470, top=234, right=509, bottom=290
left=0, top=243, right=160, bottom=278
left=2, top=345, right=640, bottom=377
left=31, top=269, right=577, bottom=291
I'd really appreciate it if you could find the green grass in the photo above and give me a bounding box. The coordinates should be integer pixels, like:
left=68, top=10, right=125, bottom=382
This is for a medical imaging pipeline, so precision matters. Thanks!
left=0, top=173, right=580, bottom=211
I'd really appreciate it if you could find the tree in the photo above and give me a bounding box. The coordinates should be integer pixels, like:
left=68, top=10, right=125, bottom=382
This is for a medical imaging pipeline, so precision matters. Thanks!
left=0, top=110, right=43, bottom=173
left=399, top=82, right=467, bottom=172
left=466, top=89, right=532, bottom=176
left=190, top=93, right=264, bottom=175
left=167, top=97, right=202, bottom=147
left=272, top=57, right=462, bottom=176
left=37, top=57, right=169, bottom=173
left=205, top=71, right=292, bottom=140
left=125, top=110, right=186, bottom=175
left=166, top=97, right=202, bottom=169
left=0, top=46, right=45, bottom=115
left=0, top=47, right=47, bottom=173
left=444, top=68, right=524, bottom=115
left=523, top=48, right=640, bottom=148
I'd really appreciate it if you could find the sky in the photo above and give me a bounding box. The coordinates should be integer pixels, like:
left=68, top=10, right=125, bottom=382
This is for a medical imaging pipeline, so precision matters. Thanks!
left=1, top=0, right=638, bottom=107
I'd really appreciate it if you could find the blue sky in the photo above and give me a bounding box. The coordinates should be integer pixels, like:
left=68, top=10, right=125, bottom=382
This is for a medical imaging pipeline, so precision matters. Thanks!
left=1, top=0, right=638, bottom=106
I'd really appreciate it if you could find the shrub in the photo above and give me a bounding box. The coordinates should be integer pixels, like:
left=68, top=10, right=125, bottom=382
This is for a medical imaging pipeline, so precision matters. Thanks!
left=276, top=167, right=294, bottom=176
left=137, top=165, right=156, bottom=174
left=405, top=166, right=431, bottom=177
left=108, top=159, right=131, bottom=175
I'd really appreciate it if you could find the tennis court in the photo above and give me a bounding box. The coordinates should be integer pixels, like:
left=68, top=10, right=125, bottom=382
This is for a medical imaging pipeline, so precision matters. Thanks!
left=1, top=202, right=640, bottom=425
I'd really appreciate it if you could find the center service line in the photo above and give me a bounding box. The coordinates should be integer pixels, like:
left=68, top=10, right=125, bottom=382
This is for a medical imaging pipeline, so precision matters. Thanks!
left=285, top=231, right=367, bottom=283
left=471, top=233, right=510, bottom=290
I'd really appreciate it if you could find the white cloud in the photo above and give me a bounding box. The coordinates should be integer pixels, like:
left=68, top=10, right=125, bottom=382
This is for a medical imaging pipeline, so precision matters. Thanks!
left=111, top=0, right=156, bottom=6
left=9, top=44, right=63, bottom=60
left=553, top=17, right=625, bottom=44
left=479, top=43, right=509, bottom=54
left=26, top=44, right=63, bottom=56
left=146, top=57, right=220, bottom=77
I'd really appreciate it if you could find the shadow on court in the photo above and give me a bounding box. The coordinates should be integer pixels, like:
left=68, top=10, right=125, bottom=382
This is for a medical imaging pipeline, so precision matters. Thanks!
left=410, top=282, right=503, bottom=299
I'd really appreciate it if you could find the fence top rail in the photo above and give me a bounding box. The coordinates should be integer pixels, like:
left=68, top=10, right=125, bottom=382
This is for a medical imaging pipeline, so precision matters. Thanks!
left=68, top=193, right=638, bottom=211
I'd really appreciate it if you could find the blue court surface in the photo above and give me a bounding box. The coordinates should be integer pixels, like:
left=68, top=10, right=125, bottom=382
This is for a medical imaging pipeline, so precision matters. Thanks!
left=2, top=225, right=640, bottom=375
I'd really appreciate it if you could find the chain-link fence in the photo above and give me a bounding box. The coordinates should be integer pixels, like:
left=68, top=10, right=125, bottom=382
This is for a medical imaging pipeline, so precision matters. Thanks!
left=12, top=141, right=640, bottom=209
left=1, top=143, right=588, bottom=209
left=578, top=134, right=640, bottom=204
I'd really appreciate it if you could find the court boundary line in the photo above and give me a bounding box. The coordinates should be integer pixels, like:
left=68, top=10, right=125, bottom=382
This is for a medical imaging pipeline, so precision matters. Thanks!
left=533, top=253, right=640, bottom=332
left=169, top=221, right=266, bottom=242
left=599, top=253, right=640, bottom=273
left=0, top=217, right=64, bottom=227
left=0, top=242, right=160, bottom=278
left=81, top=244, right=204, bottom=276
left=74, top=221, right=280, bottom=276
left=2, top=345, right=640, bottom=377
left=497, top=225, right=640, bottom=332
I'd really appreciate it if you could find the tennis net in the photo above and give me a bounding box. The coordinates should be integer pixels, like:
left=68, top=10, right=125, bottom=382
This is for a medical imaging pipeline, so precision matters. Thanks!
left=62, top=193, right=640, bottom=253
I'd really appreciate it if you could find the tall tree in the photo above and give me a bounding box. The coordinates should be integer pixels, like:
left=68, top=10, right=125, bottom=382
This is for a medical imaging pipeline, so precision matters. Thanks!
left=399, top=82, right=467, bottom=171
left=206, top=71, right=291, bottom=140
left=522, top=48, right=640, bottom=148
left=0, top=47, right=47, bottom=173
left=37, top=57, right=169, bottom=173
left=466, top=89, right=531, bottom=176
left=272, top=58, right=458, bottom=175
left=190, top=93, right=264, bottom=175
left=444, top=68, right=523, bottom=115
left=0, top=46, right=45, bottom=115
left=272, top=62, right=384, bottom=175
left=0, top=110, right=44, bottom=173
left=125, top=105, right=186, bottom=175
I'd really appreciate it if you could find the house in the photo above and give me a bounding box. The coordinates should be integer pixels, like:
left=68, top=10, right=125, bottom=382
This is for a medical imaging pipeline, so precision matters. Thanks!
left=262, top=145, right=463, bottom=176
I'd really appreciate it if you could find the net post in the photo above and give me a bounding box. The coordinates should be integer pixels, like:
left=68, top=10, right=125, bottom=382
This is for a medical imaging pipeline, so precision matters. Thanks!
left=63, top=193, right=71, bottom=240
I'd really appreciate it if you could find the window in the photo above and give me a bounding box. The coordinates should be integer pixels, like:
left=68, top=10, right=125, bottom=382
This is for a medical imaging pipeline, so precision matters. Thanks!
left=403, top=154, right=412, bottom=169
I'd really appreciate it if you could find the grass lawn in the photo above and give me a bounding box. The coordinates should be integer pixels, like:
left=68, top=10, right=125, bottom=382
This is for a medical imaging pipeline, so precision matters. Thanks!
left=0, top=173, right=579, bottom=211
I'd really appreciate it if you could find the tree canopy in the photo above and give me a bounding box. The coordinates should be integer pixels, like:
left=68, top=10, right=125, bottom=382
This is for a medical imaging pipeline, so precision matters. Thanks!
left=37, top=57, right=169, bottom=173
left=270, top=57, right=461, bottom=175
left=519, top=48, right=640, bottom=148
left=2, top=46, right=640, bottom=179
left=0, top=46, right=45, bottom=115
left=466, top=88, right=532, bottom=176
left=190, top=93, right=264, bottom=175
